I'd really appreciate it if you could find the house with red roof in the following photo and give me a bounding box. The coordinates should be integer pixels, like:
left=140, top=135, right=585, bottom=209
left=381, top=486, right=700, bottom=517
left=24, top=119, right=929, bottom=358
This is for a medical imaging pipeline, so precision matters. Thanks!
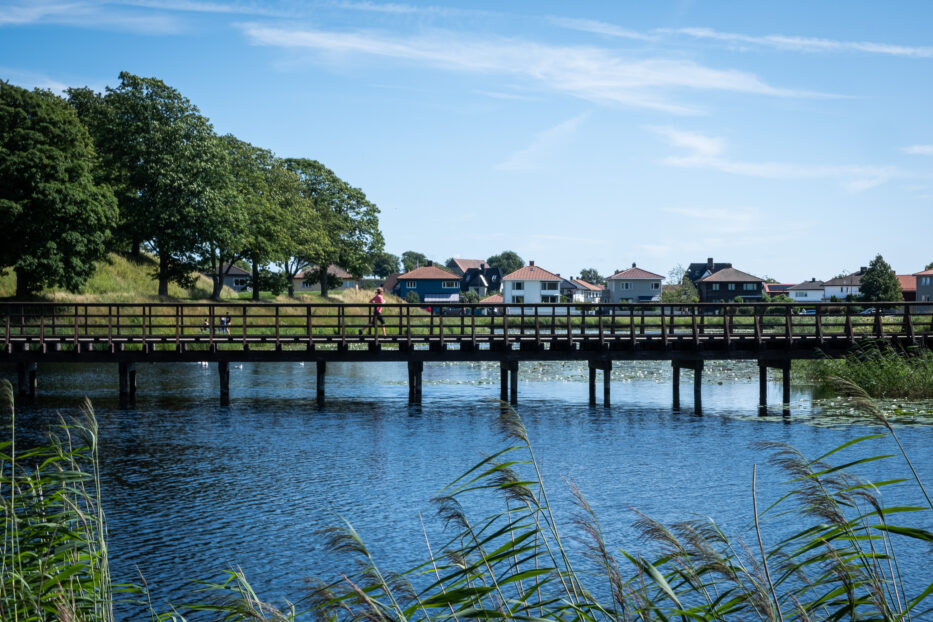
left=897, top=275, right=917, bottom=301
left=606, top=263, right=663, bottom=303
left=561, top=278, right=606, bottom=303
left=293, top=264, right=356, bottom=293
left=502, top=261, right=562, bottom=307
left=392, top=263, right=461, bottom=304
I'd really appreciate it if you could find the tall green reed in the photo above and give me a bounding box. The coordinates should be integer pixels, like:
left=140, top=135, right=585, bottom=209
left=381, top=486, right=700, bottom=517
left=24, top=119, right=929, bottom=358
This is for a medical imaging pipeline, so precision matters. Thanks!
left=795, top=342, right=933, bottom=399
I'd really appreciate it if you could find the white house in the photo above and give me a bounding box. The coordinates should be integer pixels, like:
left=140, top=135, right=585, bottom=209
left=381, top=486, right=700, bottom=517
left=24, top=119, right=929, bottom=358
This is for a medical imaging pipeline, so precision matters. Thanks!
left=822, top=271, right=864, bottom=301
left=502, top=261, right=562, bottom=313
left=293, top=264, right=356, bottom=293
left=788, top=279, right=825, bottom=303
left=562, top=278, right=605, bottom=303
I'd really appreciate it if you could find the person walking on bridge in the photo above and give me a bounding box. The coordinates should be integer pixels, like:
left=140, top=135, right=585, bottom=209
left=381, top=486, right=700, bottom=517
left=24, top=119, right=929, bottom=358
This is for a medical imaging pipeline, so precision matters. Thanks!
left=360, top=288, right=387, bottom=337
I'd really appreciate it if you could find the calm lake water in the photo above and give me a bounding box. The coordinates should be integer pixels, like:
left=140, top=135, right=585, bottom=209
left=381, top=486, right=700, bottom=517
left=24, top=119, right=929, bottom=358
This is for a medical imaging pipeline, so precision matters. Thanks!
left=5, top=360, right=933, bottom=619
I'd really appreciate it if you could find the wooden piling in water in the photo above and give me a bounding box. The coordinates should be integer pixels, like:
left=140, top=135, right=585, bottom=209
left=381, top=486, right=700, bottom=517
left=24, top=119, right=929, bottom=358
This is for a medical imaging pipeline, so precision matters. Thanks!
left=316, top=360, right=326, bottom=404
left=408, top=360, right=423, bottom=403
left=218, top=361, right=230, bottom=406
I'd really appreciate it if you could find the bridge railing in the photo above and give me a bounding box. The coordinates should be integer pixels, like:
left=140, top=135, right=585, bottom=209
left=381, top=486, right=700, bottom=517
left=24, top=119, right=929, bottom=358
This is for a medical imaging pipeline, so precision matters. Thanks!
left=2, top=301, right=931, bottom=351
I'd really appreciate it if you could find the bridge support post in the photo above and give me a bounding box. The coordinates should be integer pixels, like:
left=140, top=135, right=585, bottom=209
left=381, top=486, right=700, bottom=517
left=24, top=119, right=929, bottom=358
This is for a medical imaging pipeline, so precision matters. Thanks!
left=588, top=361, right=611, bottom=407
left=408, top=361, right=423, bottom=403
left=500, top=361, right=518, bottom=404
left=27, top=363, right=37, bottom=399
left=17, top=362, right=27, bottom=397
left=782, top=360, right=791, bottom=413
left=218, top=361, right=230, bottom=406
left=758, top=362, right=768, bottom=411
left=316, top=361, right=326, bottom=404
left=118, top=362, right=136, bottom=407
left=672, top=360, right=702, bottom=412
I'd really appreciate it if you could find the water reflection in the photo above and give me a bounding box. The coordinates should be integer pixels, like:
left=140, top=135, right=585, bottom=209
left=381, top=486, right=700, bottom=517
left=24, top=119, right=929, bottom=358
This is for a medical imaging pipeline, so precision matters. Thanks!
left=2, top=360, right=932, bottom=618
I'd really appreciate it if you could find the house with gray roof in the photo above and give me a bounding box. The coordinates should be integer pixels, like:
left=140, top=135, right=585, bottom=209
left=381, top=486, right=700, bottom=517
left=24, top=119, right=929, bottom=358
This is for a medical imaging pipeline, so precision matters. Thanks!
left=697, top=267, right=765, bottom=302
left=788, top=279, right=825, bottom=303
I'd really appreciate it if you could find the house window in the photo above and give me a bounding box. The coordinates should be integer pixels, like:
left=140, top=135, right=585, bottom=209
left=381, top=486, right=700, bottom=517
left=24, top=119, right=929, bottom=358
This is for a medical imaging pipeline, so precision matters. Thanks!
left=512, top=295, right=524, bottom=303
left=542, top=281, right=558, bottom=291
left=513, top=282, right=524, bottom=291
left=743, top=283, right=757, bottom=291
left=728, top=283, right=736, bottom=290
left=406, top=281, right=416, bottom=288
left=651, top=282, right=660, bottom=290
left=623, top=282, right=631, bottom=290
left=542, top=295, right=558, bottom=303
left=442, top=281, right=458, bottom=289
left=712, top=284, right=720, bottom=291
left=922, top=277, right=931, bottom=286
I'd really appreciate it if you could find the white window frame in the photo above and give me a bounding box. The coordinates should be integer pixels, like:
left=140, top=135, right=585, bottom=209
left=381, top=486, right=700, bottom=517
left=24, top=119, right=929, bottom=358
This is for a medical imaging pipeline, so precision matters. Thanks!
left=442, top=280, right=459, bottom=289
left=542, top=281, right=558, bottom=291
left=406, top=280, right=416, bottom=288
left=711, top=284, right=720, bottom=291
left=512, top=295, right=524, bottom=303
left=743, top=283, right=757, bottom=291
left=512, top=281, right=524, bottom=291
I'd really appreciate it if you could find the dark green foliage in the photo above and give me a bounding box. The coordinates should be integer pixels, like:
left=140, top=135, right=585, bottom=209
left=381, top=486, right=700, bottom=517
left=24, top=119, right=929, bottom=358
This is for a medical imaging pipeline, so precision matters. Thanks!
left=251, top=267, right=288, bottom=296
left=926, top=261, right=933, bottom=270
left=578, top=268, right=605, bottom=286
left=405, top=290, right=421, bottom=303
left=91, top=72, right=230, bottom=296
left=401, top=250, right=429, bottom=272
left=796, top=342, right=933, bottom=398
left=461, top=290, right=480, bottom=303
left=661, top=277, right=699, bottom=303
left=486, top=250, right=524, bottom=276
left=0, top=82, right=117, bottom=297
left=860, top=254, right=902, bottom=302
left=284, top=158, right=383, bottom=296
left=371, top=251, right=400, bottom=277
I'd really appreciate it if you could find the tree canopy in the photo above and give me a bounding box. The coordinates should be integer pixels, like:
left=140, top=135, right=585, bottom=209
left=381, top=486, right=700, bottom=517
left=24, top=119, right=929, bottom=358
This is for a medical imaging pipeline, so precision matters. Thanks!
left=578, top=268, right=605, bottom=286
left=284, top=158, right=383, bottom=295
left=371, top=252, right=401, bottom=278
left=486, top=251, right=524, bottom=276
left=401, top=251, right=429, bottom=272
left=0, top=82, right=118, bottom=297
left=860, top=254, right=902, bottom=302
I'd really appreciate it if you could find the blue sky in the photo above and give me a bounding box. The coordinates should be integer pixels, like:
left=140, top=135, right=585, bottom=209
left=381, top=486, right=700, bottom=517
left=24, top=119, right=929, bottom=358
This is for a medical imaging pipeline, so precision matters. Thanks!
left=2, top=0, right=932, bottom=282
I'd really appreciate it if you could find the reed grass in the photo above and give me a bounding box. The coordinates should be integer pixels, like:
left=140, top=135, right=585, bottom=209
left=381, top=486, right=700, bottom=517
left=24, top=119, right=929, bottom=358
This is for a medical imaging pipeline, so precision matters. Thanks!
left=2, top=380, right=931, bottom=620
left=795, top=342, right=933, bottom=399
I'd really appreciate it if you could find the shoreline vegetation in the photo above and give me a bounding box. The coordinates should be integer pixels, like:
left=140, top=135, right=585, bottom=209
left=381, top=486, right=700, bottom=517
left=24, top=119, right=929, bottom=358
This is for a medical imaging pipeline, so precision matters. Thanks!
left=794, top=342, right=933, bottom=400
left=2, top=380, right=932, bottom=621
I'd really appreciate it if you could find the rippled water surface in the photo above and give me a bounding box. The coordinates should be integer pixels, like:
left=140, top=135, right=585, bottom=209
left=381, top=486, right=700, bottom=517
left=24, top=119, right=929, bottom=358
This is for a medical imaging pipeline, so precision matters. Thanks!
left=6, top=360, right=933, bottom=618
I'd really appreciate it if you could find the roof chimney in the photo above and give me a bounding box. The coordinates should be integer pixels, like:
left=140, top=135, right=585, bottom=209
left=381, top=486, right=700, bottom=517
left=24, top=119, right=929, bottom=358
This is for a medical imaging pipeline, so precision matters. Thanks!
left=707, top=257, right=714, bottom=271
left=529, top=260, right=535, bottom=267
left=427, top=260, right=433, bottom=267
left=811, top=277, right=816, bottom=282
left=529, top=260, right=535, bottom=271
left=859, top=266, right=867, bottom=274
left=632, top=262, right=636, bottom=268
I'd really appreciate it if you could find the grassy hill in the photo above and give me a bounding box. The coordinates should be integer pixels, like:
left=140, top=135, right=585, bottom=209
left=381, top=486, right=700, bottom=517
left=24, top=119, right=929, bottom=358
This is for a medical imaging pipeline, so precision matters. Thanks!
left=0, top=253, right=395, bottom=304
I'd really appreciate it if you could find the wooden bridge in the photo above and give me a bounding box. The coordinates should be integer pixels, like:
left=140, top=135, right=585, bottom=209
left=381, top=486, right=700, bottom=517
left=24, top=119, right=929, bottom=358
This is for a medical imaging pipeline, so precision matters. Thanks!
left=2, top=301, right=930, bottom=410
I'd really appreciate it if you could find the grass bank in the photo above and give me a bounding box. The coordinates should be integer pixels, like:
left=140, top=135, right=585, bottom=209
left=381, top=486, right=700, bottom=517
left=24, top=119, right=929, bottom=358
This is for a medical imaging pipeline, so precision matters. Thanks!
left=795, top=342, right=933, bottom=399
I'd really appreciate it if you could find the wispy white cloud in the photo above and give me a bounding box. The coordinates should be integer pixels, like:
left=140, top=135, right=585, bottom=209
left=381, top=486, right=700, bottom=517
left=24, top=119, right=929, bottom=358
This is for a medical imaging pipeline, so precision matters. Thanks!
left=472, top=89, right=540, bottom=102
left=497, top=113, right=588, bottom=171
left=0, top=67, right=71, bottom=93
left=903, top=145, right=933, bottom=155
left=0, top=0, right=182, bottom=33
left=239, top=25, right=826, bottom=114
left=546, top=17, right=656, bottom=41
left=652, top=127, right=903, bottom=191
left=666, top=27, right=933, bottom=58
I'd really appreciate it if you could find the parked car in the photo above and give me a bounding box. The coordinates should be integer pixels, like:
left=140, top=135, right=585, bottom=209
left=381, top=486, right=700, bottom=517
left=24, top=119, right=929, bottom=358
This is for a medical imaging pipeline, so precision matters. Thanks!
left=798, top=308, right=816, bottom=315
left=858, top=307, right=875, bottom=315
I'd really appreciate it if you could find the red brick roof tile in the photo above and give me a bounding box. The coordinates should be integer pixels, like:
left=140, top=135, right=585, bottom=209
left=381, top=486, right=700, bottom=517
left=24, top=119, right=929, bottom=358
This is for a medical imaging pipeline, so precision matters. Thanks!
left=399, top=265, right=457, bottom=280
left=608, top=266, right=663, bottom=280
left=898, top=275, right=917, bottom=291
left=481, top=293, right=503, bottom=303
left=503, top=263, right=562, bottom=281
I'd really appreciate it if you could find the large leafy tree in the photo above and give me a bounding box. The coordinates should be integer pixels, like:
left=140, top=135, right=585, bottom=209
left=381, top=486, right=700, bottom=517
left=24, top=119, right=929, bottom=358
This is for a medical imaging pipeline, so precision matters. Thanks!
left=84, top=72, right=229, bottom=296
left=860, top=254, right=902, bottom=302
left=486, top=250, right=524, bottom=276
left=371, top=251, right=400, bottom=278
left=0, top=83, right=117, bottom=297
left=660, top=265, right=699, bottom=303
left=212, top=136, right=297, bottom=300
left=284, top=158, right=383, bottom=296
left=401, top=251, right=429, bottom=272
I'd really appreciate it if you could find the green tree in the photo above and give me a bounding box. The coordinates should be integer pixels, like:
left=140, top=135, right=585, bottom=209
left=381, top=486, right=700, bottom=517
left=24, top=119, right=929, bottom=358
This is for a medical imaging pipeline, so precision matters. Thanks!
left=578, top=268, right=605, bottom=286
left=371, top=251, right=400, bottom=277
left=660, top=265, right=699, bottom=303
left=405, top=290, right=421, bottom=304
left=94, top=72, right=230, bottom=296
left=0, top=83, right=118, bottom=297
left=401, top=251, right=429, bottom=272
left=461, top=290, right=480, bottom=303
left=925, top=261, right=933, bottom=270
left=860, top=254, right=902, bottom=302
left=284, top=158, right=383, bottom=296
left=218, top=136, right=297, bottom=300
left=486, top=250, right=524, bottom=276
